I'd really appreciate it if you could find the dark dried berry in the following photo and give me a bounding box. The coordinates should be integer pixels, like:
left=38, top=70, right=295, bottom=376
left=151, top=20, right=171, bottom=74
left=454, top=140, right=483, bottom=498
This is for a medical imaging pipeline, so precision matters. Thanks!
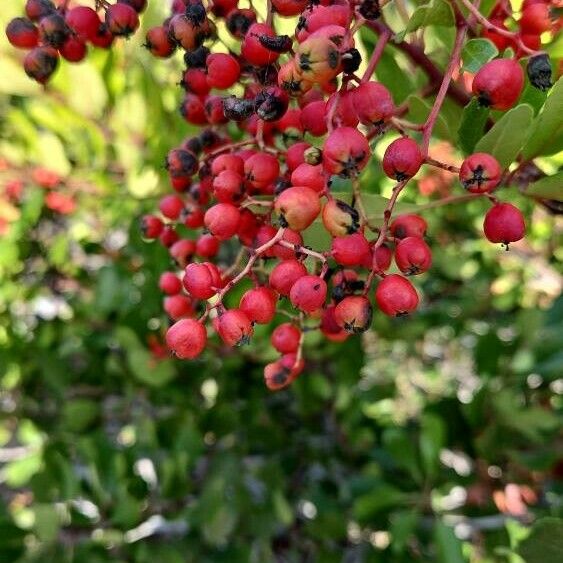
left=185, top=2, right=206, bottom=26
left=254, top=65, right=278, bottom=86
left=199, top=129, right=220, bottom=149
left=257, top=34, right=293, bottom=53
left=527, top=53, right=552, bottom=91
left=274, top=177, right=292, bottom=195
left=255, top=87, right=289, bottom=121
left=359, top=0, right=381, bottom=20
left=184, top=45, right=210, bottom=68
left=341, top=48, right=362, bottom=74
left=222, top=96, right=256, bottom=121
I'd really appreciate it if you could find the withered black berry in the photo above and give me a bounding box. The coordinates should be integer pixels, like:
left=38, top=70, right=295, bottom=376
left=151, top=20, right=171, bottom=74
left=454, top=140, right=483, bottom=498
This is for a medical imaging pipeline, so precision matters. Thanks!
left=527, top=54, right=552, bottom=91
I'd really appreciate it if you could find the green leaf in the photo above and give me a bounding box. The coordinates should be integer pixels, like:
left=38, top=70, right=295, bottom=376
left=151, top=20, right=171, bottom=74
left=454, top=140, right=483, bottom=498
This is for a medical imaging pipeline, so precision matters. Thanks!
left=353, top=484, right=406, bottom=521
left=458, top=98, right=490, bottom=155
left=434, top=520, right=466, bottom=563
left=62, top=399, right=100, bottom=433
left=461, top=39, right=498, bottom=73
left=420, top=413, right=446, bottom=479
left=522, top=77, right=563, bottom=159
left=390, top=510, right=419, bottom=554
left=518, top=518, right=563, bottom=563
left=407, top=95, right=452, bottom=141
left=526, top=172, right=563, bottom=201
left=474, top=104, right=534, bottom=168
left=396, top=0, right=455, bottom=42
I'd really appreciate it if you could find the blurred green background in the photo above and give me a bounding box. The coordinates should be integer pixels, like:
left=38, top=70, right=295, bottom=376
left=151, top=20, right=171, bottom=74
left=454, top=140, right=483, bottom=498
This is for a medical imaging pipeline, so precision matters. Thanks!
left=0, top=1, right=562, bottom=562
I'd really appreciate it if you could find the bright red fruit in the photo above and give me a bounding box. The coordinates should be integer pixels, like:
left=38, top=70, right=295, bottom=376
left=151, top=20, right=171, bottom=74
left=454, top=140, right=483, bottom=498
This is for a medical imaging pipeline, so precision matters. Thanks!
left=375, top=275, right=419, bottom=317
left=483, top=203, right=525, bottom=246
left=166, top=319, right=207, bottom=359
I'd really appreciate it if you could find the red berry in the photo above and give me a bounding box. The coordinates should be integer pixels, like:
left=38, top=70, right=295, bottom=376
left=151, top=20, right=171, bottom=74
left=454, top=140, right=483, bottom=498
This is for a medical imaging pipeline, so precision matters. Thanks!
left=141, top=215, right=164, bottom=239
left=25, top=0, right=55, bottom=22
left=290, top=163, right=325, bottom=193
left=323, top=127, right=370, bottom=178
left=483, top=202, right=525, bottom=246
left=217, top=309, right=254, bottom=346
left=320, top=305, right=349, bottom=342
left=160, top=225, right=180, bottom=248
left=352, top=81, right=395, bottom=126
left=166, top=148, right=198, bottom=179
left=272, top=0, right=308, bottom=17
left=271, top=323, right=301, bottom=354
left=382, top=137, right=423, bottom=181
left=38, top=13, right=70, bottom=49
left=159, top=194, right=185, bottom=220
left=166, top=318, right=207, bottom=359
left=472, top=58, right=524, bottom=111
left=60, top=37, right=87, bottom=63
left=206, top=53, right=240, bottom=89
left=264, top=353, right=304, bottom=391
left=211, top=153, right=245, bottom=176
left=334, top=295, right=373, bottom=333
left=240, top=287, right=277, bottom=324
left=241, top=23, right=279, bottom=66
left=90, top=24, right=114, bottom=49
left=390, top=214, right=427, bottom=239
left=331, top=233, right=371, bottom=266
left=5, top=18, right=39, bottom=49
left=369, top=244, right=394, bottom=272
left=375, top=274, right=419, bottom=317
left=300, top=100, right=328, bottom=137
left=180, top=93, right=208, bottom=125
left=395, top=237, right=432, bottom=275
left=159, top=272, right=183, bottom=295
left=164, top=294, right=195, bottom=320
left=65, top=6, right=101, bottom=42
left=285, top=142, right=311, bottom=171
left=204, top=203, right=241, bottom=240
left=105, top=3, right=139, bottom=37
left=519, top=4, right=552, bottom=34
left=183, top=202, right=205, bottom=229
left=213, top=170, right=245, bottom=203
left=290, top=275, right=327, bottom=313
left=169, top=239, right=196, bottom=268
left=459, top=153, right=502, bottom=193
left=273, top=229, right=303, bottom=260
left=183, top=262, right=221, bottom=299
left=269, top=259, right=308, bottom=296
left=322, top=198, right=360, bottom=237
left=118, top=0, right=148, bottom=13
left=195, top=234, right=220, bottom=258
left=326, top=90, right=359, bottom=128
left=211, top=0, right=239, bottom=18
left=274, top=186, right=321, bottom=231
left=244, top=152, right=280, bottom=191
left=145, top=25, right=176, bottom=58
left=24, top=46, right=59, bottom=84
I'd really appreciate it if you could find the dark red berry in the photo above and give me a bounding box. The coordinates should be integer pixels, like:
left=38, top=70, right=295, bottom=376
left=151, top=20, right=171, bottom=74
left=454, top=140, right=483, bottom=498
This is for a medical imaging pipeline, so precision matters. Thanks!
left=395, top=237, right=432, bottom=275
left=274, top=186, right=321, bottom=231
left=65, top=6, right=101, bottom=42
left=23, top=46, right=59, bottom=84
left=382, top=137, right=423, bottom=181
left=159, top=272, right=183, bottom=295
left=483, top=203, right=525, bottom=247
left=269, top=259, right=308, bottom=296
left=145, top=26, right=176, bottom=58
left=334, top=295, right=373, bottom=333
left=472, top=58, right=524, bottom=111
left=240, top=287, right=277, bottom=324
left=290, top=275, right=327, bottom=313
left=323, top=127, right=370, bottom=178
left=204, top=203, right=241, bottom=240
left=183, top=262, right=221, bottom=299
left=390, top=214, right=427, bottom=239
left=166, top=318, right=207, bottom=359
left=331, top=233, right=371, bottom=266
left=105, top=3, right=140, bottom=37
left=271, top=323, right=301, bottom=354
left=459, top=153, right=502, bottom=193
left=375, top=274, right=419, bottom=317
left=5, top=18, right=39, bottom=49
left=217, top=309, right=254, bottom=346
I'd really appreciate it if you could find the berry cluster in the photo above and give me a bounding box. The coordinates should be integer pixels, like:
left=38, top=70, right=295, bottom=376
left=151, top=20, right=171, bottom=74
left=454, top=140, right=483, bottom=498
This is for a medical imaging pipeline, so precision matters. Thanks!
left=131, top=0, right=547, bottom=391
left=5, top=0, right=146, bottom=84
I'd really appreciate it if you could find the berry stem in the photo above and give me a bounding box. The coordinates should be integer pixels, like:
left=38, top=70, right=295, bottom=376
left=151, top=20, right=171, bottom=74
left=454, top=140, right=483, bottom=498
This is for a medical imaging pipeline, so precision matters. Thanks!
left=277, top=241, right=327, bottom=264
left=421, top=19, right=469, bottom=155
left=425, top=156, right=461, bottom=174
left=361, top=27, right=392, bottom=83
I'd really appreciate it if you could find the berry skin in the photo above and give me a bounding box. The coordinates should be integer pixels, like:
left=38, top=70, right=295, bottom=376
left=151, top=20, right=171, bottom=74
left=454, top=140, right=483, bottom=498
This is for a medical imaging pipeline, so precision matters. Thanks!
left=326, top=90, right=359, bottom=128
left=291, top=163, right=325, bottom=193
left=24, top=46, right=59, bottom=84
left=245, top=153, right=280, bottom=191
left=395, top=237, right=432, bottom=275
left=118, top=0, right=148, bottom=13
left=323, top=128, right=370, bottom=178
left=472, top=58, right=524, bottom=111
left=375, top=274, right=419, bottom=317
left=273, top=229, right=304, bottom=260
left=38, top=13, right=70, bottom=49
left=25, top=0, right=56, bottom=22
left=204, top=203, right=241, bottom=241
left=289, top=275, right=327, bottom=313
left=166, top=148, right=198, bottom=179
left=352, top=81, right=395, bottom=126
left=483, top=203, right=525, bottom=246
left=183, top=262, right=221, bottom=299
left=271, top=323, right=301, bottom=354
left=180, top=93, right=208, bottom=125
left=241, top=23, right=280, bottom=66
left=274, top=186, right=321, bottom=231
left=141, top=215, right=164, bottom=239
left=166, top=318, right=207, bottom=359
left=519, top=4, right=552, bottom=34
left=169, top=239, right=196, bottom=268
left=264, top=353, right=304, bottom=391
left=331, top=233, right=371, bottom=267
left=211, top=153, right=245, bottom=176
left=320, top=305, right=349, bottom=342
left=5, top=18, right=39, bottom=49
left=60, top=37, right=87, bottom=63
left=367, top=243, right=394, bottom=272
left=390, top=214, right=428, bottom=239
left=322, top=199, right=360, bottom=237
left=296, top=35, right=341, bottom=84
left=159, top=194, right=185, bottom=220
left=272, top=0, right=308, bottom=17
left=334, top=295, right=373, bottom=333
left=459, top=153, right=502, bottom=193
left=105, top=3, right=140, bottom=37
left=90, top=23, right=114, bottom=49
left=240, top=287, right=277, bottom=324
left=164, top=294, right=195, bottom=320
left=269, top=259, right=308, bottom=296
left=300, top=100, right=329, bottom=137
left=65, top=6, right=101, bottom=42
left=217, top=309, right=254, bottom=346
left=195, top=234, right=220, bottom=258
left=382, top=137, right=423, bottom=181
left=285, top=142, right=311, bottom=171
left=206, top=53, right=240, bottom=89
left=159, top=225, right=179, bottom=248
left=183, top=202, right=204, bottom=228
left=255, top=86, right=289, bottom=122
left=213, top=170, right=245, bottom=203
left=159, top=272, right=183, bottom=295
left=145, top=26, right=176, bottom=58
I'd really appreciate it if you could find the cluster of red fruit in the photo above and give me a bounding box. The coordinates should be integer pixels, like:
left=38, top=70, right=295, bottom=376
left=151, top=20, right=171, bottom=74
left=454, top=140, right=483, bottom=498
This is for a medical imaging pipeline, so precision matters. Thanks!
left=5, top=0, right=146, bottom=84
left=482, top=0, right=559, bottom=57
left=128, top=0, right=544, bottom=390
